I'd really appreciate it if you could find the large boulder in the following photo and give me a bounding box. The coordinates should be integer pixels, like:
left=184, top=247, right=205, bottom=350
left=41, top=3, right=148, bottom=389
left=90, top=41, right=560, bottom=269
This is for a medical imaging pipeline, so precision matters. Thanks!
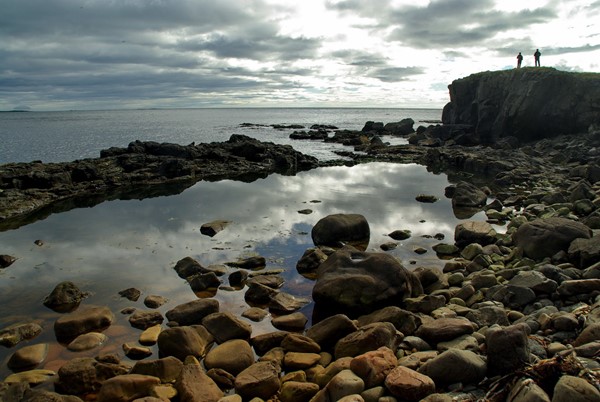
left=513, top=217, right=592, bottom=260
left=311, top=214, right=370, bottom=251
left=54, top=305, right=114, bottom=342
left=312, top=247, right=422, bottom=316
left=442, top=68, right=600, bottom=144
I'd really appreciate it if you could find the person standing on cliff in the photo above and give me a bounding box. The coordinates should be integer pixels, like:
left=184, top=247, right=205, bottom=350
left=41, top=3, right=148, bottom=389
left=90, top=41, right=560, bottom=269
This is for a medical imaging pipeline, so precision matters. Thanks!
left=516, top=52, right=523, bottom=68
left=534, top=49, right=541, bottom=66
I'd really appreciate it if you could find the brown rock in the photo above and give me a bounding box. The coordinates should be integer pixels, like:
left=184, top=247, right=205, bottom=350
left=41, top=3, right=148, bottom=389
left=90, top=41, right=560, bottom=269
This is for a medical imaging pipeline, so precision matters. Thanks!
left=385, top=365, right=435, bottom=401
left=97, top=374, right=160, bottom=402
left=234, top=361, right=281, bottom=400
left=350, top=346, right=398, bottom=388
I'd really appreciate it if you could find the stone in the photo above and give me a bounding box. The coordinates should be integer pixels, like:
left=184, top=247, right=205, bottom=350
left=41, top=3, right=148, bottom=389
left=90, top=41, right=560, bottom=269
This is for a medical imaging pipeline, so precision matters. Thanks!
left=486, top=323, right=531, bottom=376
left=54, top=305, right=114, bottom=342
left=128, top=310, right=164, bottom=330
left=188, top=272, right=221, bottom=292
left=234, top=361, right=281, bottom=401
left=251, top=331, right=289, bottom=355
left=513, top=217, right=592, bottom=260
left=56, top=357, right=130, bottom=395
left=7, top=343, right=49, bottom=370
left=454, top=221, right=497, bottom=247
left=0, top=322, right=42, bottom=347
left=350, top=346, right=398, bottom=388
left=173, top=256, right=207, bottom=279
left=384, top=365, right=435, bottom=401
left=95, top=374, right=160, bottom=402
left=67, top=332, right=108, bottom=351
left=202, top=312, right=252, bottom=343
left=245, top=282, right=279, bottom=305
left=569, top=235, right=600, bottom=269
left=357, top=306, right=420, bottom=336
left=175, top=358, right=224, bottom=402
left=119, top=287, right=141, bottom=301
left=165, top=298, right=219, bottom=326
left=451, top=181, right=487, bottom=208
left=509, top=271, right=558, bottom=294
left=0, top=254, right=17, bottom=268
left=306, top=314, right=358, bottom=350
left=314, top=356, right=353, bottom=388
left=404, top=294, right=446, bottom=314
left=3, top=369, right=57, bottom=386
left=226, top=255, right=266, bottom=269
left=557, top=279, right=600, bottom=297
left=279, top=380, right=320, bottom=402
left=242, top=306, right=268, bottom=322
left=313, top=247, right=422, bottom=316
left=143, top=295, right=168, bottom=308
left=207, top=367, right=236, bottom=389
left=157, top=325, right=214, bottom=361
left=321, top=369, right=365, bottom=402
left=416, top=194, right=438, bottom=203
left=311, top=214, right=370, bottom=250
left=389, top=229, right=412, bottom=240
left=201, top=220, right=231, bottom=237
left=204, top=339, right=254, bottom=375
left=414, top=317, right=475, bottom=344
left=272, top=312, right=308, bottom=331
left=418, top=349, right=486, bottom=386
left=139, top=325, right=162, bottom=345
left=130, top=356, right=183, bottom=383
left=552, top=375, right=600, bottom=402
left=229, top=269, right=249, bottom=287
left=465, top=306, right=510, bottom=327
left=43, top=281, right=87, bottom=312
left=281, top=333, right=321, bottom=353
left=283, top=352, right=321, bottom=370
left=436, top=334, right=479, bottom=352
left=123, top=343, right=153, bottom=360
left=269, top=292, right=310, bottom=314
left=573, top=323, right=600, bottom=346
left=334, top=322, right=401, bottom=359
left=296, top=248, right=329, bottom=278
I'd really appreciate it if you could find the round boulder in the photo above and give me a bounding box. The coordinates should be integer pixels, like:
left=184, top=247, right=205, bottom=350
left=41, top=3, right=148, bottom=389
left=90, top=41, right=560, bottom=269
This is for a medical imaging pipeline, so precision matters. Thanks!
left=311, top=214, right=370, bottom=251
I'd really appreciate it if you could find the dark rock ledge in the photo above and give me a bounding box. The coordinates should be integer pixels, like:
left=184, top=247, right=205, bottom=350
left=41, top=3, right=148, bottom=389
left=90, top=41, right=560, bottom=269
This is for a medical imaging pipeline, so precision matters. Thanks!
left=0, top=134, right=318, bottom=231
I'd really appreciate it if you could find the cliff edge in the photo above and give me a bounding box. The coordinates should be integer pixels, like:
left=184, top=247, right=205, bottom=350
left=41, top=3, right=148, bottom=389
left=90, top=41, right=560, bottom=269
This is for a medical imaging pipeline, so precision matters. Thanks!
left=442, top=68, right=600, bottom=143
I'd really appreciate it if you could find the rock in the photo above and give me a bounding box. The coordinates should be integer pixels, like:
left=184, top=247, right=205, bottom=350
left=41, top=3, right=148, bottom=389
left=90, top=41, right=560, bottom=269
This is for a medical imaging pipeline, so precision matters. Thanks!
left=189, top=272, right=221, bottom=292
left=242, top=307, right=268, bottom=322
left=67, top=332, right=108, bottom=351
left=123, top=343, right=153, bottom=359
left=283, top=352, right=321, bottom=370
left=165, top=298, right=219, bottom=326
left=573, top=322, right=600, bottom=346
left=118, top=287, right=141, bottom=301
left=3, top=369, right=57, bottom=386
left=356, top=306, right=420, bottom=336
left=384, top=365, right=435, bottom=401
left=96, top=374, right=161, bottom=402
left=509, top=271, right=558, bottom=295
left=200, top=220, right=231, bottom=237
left=204, top=339, right=254, bottom=375
left=404, top=294, right=446, bottom=314
left=143, top=295, right=168, bottom=309
left=54, top=305, right=114, bottom=342
left=454, top=221, right=497, bottom=247
left=175, top=358, right=224, bottom=402
left=296, top=247, right=328, bottom=278
left=350, top=347, right=397, bottom=388
left=334, top=322, right=401, bottom=359
left=418, top=349, right=486, bottom=386
left=389, top=229, right=411, bottom=240
left=486, top=323, right=531, bottom=376
left=306, top=314, right=358, bottom=350
left=311, top=214, right=370, bottom=251
left=552, top=375, right=600, bottom=402
left=0, top=322, right=42, bottom=347
left=173, top=256, right=206, bottom=279
left=272, top=311, right=308, bottom=331
left=226, top=255, right=266, bottom=269
left=465, top=306, right=509, bottom=327
left=507, top=378, right=550, bottom=402
left=557, top=279, right=600, bottom=297
left=56, top=357, right=130, bottom=395
left=0, top=254, right=17, bottom=268
left=281, top=333, right=321, bottom=353
left=414, top=317, right=475, bottom=345
left=7, top=343, right=49, bottom=370
left=139, top=325, right=162, bottom=345
left=416, top=194, right=438, bottom=203
left=451, top=181, right=487, bottom=208
left=312, top=247, right=422, bottom=316
left=251, top=331, right=289, bottom=355
left=513, top=217, right=592, bottom=260
left=43, top=281, right=88, bottom=312
left=269, top=292, right=310, bottom=314
left=130, top=356, right=183, bottom=383
left=202, top=312, right=252, bottom=343
left=280, top=380, right=320, bottom=402
left=441, top=68, right=600, bottom=143
left=568, top=236, right=600, bottom=269
left=234, top=361, right=281, bottom=400
left=384, top=119, right=415, bottom=135
left=229, top=269, right=249, bottom=287
left=157, top=325, right=214, bottom=361
left=318, top=369, right=365, bottom=402
left=129, top=310, right=164, bottom=330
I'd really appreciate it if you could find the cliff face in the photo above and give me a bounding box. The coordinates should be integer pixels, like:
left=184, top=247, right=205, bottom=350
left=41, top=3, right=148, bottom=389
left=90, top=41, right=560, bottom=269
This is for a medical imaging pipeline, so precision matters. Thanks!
left=442, top=68, right=600, bottom=143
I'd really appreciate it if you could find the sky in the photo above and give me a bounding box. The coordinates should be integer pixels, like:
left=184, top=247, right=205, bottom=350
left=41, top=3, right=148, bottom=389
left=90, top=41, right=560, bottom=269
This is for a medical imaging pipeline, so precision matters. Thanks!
left=1, top=0, right=599, bottom=111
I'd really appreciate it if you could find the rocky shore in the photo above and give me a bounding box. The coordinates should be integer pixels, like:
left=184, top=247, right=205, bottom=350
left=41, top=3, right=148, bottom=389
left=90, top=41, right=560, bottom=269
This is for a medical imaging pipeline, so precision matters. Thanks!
left=2, top=68, right=600, bottom=401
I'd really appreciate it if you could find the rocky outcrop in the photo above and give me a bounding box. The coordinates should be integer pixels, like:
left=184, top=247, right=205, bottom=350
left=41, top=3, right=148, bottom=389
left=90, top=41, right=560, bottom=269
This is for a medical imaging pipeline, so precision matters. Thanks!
left=442, top=68, right=600, bottom=144
left=0, top=135, right=319, bottom=230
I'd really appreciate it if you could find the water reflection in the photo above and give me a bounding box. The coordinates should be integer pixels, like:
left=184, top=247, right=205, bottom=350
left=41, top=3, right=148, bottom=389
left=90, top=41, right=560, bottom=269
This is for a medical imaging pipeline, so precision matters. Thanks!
left=0, top=162, right=487, bottom=379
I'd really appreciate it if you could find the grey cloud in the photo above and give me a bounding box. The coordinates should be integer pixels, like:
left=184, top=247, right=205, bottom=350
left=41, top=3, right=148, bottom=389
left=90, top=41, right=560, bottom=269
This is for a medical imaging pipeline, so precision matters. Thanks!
left=330, top=49, right=389, bottom=67
left=367, top=67, right=424, bottom=82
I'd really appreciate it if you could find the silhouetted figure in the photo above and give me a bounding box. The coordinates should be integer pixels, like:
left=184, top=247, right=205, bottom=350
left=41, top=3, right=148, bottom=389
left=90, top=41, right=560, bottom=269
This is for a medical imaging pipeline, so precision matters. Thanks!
left=516, top=52, right=523, bottom=68
left=534, top=49, right=541, bottom=66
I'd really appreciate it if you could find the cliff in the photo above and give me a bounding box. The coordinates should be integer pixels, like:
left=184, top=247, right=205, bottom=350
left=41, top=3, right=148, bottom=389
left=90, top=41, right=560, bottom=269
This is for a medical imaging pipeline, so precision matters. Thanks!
left=442, top=68, right=600, bottom=144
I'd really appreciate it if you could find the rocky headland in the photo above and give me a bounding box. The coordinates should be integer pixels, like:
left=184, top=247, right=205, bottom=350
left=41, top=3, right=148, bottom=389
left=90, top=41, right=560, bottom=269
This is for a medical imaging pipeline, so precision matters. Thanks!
left=2, top=68, right=600, bottom=401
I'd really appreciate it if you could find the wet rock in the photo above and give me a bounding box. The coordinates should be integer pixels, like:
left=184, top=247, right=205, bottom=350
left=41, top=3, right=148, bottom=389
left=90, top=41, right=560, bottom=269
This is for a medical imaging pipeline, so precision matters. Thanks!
left=281, top=333, right=321, bottom=353
left=56, top=357, right=130, bottom=395
left=418, top=349, right=486, bottom=387
left=7, top=343, right=49, bottom=370
left=207, top=367, right=236, bottom=390
left=173, top=256, right=206, bottom=279
left=128, top=310, right=164, bottom=330
left=486, top=323, right=531, bottom=376
left=389, top=229, right=411, bottom=240
left=568, top=236, right=600, bottom=269
left=43, top=281, right=88, bottom=313
left=415, top=317, right=475, bottom=345
left=228, top=269, right=248, bottom=287
left=334, top=322, right=401, bottom=359
left=123, top=343, right=153, bottom=360
left=416, top=194, right=438, bottom=203
left=118, top=287, right=141, bottom=302
left=557, top=279, right=600, bottom=297
left=385, top=365, right=435, bottom=401
left=0, top=322, right=42, bottom=347
left=356, top=306, right=420, bottom=336
left=175, top=357, right=224, bottom=402
left=200, top=220, right=231, bottom=237
left=157, top=325, right=214, bottom=361
left=164, top=298, right=219, bottom=326
left=139, top=325, right=162, bottom=345
left=384, top=119, right=415, bottom=135
left=204, top=339, right=254, bottom=375
left=226, top=255, right=266, bottom=269
left=280, top=380, right=320, bottom=402
left=272, top=311, right=308, bottom=331
left=96, top=374, right=160, bottom=402
left=130, top=356, right=183, bottom=383
left=508, top=271, right=558, bottom=294
left=552, top=374, right=600, bottom=402
left=313, top=247, right=422, bottom=316
left=312, top=214, right=370, bottom=251
left=202, top=312, right=252, bottom=343
left=465, top=305, right=509, bottom=327
left=3, top=369, right=57, bottom=386
left=188, top=271, right=221, bottom=292
left=573, top=322, right=600, bottom=346
left=513, top=217, right=592, bottom=260
left=451, top=181, right=487, bottom=208
left=507, top=378, right=550, bottom=402
left=350, top=346, right=397, bottom=388
left=269, top=292, right=311, bottom=314
left=251, top=331, right=289, bottom=355
left=315, top=369, right=365, bottom=402
left=306, top=314, right=358, bottom=350
left=404, top=294, right=446, bottom=314
left=0, top=254, right=17, bottom=268
left=143, top=295, right=168, bottom=309
left=234, top=361, right=281, bottom=400
left=296, top=247, right=328, bottom=278
left=454, top=221, right=497, bottom=247
left=241, top=306, right=268, bottom=322
left=283, top=351, right=321, bottom=370
left=54, top=305, right=114, bottom=342
left=67, top=332, right=108, bottom=351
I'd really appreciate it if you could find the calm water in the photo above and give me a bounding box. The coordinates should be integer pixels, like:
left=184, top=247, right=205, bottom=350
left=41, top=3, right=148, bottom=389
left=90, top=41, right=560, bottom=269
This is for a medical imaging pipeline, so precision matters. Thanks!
left=0, top=108, right=441, bottom=163
left=1, top=108, right=493, bottom=381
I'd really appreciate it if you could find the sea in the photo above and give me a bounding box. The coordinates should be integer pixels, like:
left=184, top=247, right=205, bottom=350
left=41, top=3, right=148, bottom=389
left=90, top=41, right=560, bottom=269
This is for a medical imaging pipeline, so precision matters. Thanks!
left=0, top=108, right=496, bottom=381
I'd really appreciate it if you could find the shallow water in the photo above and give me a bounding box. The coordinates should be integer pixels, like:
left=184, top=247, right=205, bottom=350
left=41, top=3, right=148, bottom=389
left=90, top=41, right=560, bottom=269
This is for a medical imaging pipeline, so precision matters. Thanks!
left=0, top=161, right=488, bottom=379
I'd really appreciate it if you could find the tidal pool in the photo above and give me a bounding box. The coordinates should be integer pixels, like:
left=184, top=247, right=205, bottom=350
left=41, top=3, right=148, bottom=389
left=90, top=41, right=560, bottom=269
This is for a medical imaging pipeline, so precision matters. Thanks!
left=0, top=162, right=489, bottom=379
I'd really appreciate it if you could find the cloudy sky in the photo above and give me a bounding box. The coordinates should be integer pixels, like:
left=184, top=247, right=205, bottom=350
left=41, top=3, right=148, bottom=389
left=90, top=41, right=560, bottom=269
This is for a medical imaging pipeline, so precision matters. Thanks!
left=1, top=0, right=598, bottom=111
